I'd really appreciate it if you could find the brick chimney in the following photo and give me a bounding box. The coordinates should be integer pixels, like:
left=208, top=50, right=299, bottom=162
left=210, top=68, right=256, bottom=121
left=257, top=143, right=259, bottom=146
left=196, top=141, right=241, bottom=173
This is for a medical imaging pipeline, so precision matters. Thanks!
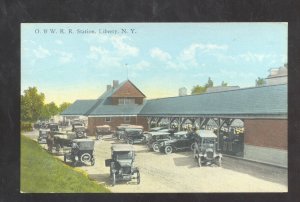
left=113, top=80, right=119, bottom=88
left=107, top=85, right=112, bottom=91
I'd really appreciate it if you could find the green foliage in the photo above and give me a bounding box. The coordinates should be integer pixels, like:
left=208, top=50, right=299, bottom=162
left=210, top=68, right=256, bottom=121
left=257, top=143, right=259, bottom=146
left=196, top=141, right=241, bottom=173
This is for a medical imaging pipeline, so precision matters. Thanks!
left=221, top=81, right=228, bottom=87
left=59, top=102, right=71, bottom=113
left=255, top=77, right=266, bottom=86
left=21, top=135, right=110, bottom=193
left=191, top=85, right=207, bottom=95
left=21, top=122, right=33, bottom=132
left=40, top=102, right=59, bottom=120
left=21, top=87, right=45, bottom=122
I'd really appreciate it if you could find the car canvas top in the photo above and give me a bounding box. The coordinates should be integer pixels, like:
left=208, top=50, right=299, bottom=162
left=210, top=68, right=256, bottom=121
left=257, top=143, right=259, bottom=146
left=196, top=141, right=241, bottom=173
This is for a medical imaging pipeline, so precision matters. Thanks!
left=111, top=144, right=134, bottom=152
left=73, top=139, right=94, bottom=143
left=174, top=131, right=189, bottom=135
left=96, top=125, right=110, bottom=128
left=196, top=130, right=217, bottom=138
left=149, top=131, right=170, bottom=136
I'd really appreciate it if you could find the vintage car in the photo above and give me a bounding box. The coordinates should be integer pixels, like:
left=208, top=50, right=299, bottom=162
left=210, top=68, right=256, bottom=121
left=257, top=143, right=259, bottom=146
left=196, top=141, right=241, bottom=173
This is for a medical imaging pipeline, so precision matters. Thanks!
left=52, top=131, right=77, bottom=152
left=95, top=125, right=112, bottom=140
left=159, top=131, right=197, bottom=154
left=105, top=144, right=140, bottom=186
left=38, top=128, right=50, bottom=144
left=147, top=131, right=173, bottom=152
left=71, top=121, right=85, bottom=132
left=47, top=123, right=59, bottom=132
left=193, top=130, right=222, bottom=167
left=73, top=125, right=87, bottom=138
left=124, top=128, right=146, bottom=144
left=115, top=124, right=143, bottom=140
left=64, top=139, right=95, bottom=166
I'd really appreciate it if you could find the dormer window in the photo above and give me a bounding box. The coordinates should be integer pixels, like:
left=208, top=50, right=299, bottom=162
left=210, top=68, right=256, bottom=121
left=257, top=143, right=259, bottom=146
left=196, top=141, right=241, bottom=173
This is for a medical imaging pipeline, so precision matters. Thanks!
left=118, top=98, right=135, bottom=105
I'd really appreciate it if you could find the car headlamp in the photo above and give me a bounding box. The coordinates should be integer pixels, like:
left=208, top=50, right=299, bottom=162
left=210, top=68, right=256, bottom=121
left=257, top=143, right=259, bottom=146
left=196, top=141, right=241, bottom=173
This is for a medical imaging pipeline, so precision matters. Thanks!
left=75, top=156, right=79, bottom=161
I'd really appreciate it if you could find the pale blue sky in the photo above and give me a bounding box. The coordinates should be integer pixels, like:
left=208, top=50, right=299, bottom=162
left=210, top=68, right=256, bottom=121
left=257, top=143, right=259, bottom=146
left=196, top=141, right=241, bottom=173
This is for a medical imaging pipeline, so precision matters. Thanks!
left=21, top=23, right=287, bottom=105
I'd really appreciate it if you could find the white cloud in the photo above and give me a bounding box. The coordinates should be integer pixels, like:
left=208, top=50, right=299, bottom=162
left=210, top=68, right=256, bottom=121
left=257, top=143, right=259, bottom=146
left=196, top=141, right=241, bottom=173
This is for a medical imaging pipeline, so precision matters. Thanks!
left=59, top=52, right=73, bottom=64
left=150, top=48, right=172, bottom=61
left=111, top=36, right=139, bottom=56
left=133, top=60, right=151, bottom=70
left=33, top=46, right=51, bottom=58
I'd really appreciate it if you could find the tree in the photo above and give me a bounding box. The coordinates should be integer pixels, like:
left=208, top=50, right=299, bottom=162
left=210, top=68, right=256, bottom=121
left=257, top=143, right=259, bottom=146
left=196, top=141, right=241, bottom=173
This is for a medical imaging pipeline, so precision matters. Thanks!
left=191, top=85, right=206, bottom=95
left=59, top=102, right=71, bottom=113
left=255, top=77, right=266, bottom=86
left=40, top=102, right=59, bottom=120
left=21, top=87, right=45, bottom=122
left=204, top=77, right=214, bottom=88
left=221, top=81, right=228, bottom=87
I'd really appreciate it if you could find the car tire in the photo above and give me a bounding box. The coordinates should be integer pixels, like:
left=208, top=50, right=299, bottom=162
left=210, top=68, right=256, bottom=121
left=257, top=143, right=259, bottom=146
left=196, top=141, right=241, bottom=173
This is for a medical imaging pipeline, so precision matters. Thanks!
left=91, top=157, right=95, bottom=166
left=112, top=173, right=116, bottom=186
left=136, top=171, right=140, bottom=185
left=198, top=156, right=202, bottom=167
left=64, top=154, right=67, bottom=163
left=77, top=132, right=84, bottom=138
left=73, top=160, right=78, bottom=167
left=190, top=143, right=196, bottom=151
left=96, top=135, right=101, bottom=140
left=152, top=143, right=160, bottom=152
left=55, top=144, right=61, bottom=153
left=217, top=157, right=222, bottom=167
left=127, top=139, right=133, bottom=144
left=80, top=153, right=91, bottom=164
left=164, top=146, right=173, bottom=154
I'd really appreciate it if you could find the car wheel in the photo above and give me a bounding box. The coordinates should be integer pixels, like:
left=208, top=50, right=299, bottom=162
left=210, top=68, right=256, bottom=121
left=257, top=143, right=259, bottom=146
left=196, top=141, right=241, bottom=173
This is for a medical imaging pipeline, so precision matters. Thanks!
left=80, top=153, right=91, bottom=164
left=198, top=156, right=202, bottom=167
left=112, top=173, right=116, bottom=186
left=164, top=146, right=173, bottom=154
left=96, top=135, right=101, bottom=140
left=55, top=144, right=61, bottom=152
left=127, top=139, right=133, bottom=144
left=73, top=160, right=78, bottom=167
left=64, top=154, right=67, bottom=163
left=91, top=157, right=95, bottom=166
left=152, top=143, right=160, bottom=152
left=136, top=171, right=140, bottom=185
left=77, top=132, right=84, bottom=138
left=191, top=143, right=196, bottom=151
left=217, top=157, right=222, bottom=167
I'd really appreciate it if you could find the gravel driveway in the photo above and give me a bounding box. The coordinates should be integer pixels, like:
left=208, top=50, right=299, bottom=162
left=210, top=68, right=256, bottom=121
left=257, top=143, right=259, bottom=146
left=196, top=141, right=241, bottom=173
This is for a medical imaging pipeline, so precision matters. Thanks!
left=24, top=130, right=287, bottom=192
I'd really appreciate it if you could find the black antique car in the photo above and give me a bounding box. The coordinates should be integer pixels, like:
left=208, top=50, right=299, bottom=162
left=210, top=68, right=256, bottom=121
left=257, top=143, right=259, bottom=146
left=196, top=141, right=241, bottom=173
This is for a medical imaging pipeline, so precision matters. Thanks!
left=64, top=139, right=95, bottom=166
left=38, top=123, right=59, bottom=144
left=73, top=125, right=87, bottom=138
left=52, top=131, right=77, bottom=152
left=95, top=125, right=112, bottom=140
left=71, top=121, right=85, bottom=132
left=159, top=131, right=197, bottom=154
left=105, top=144, right=140, bottom=186
left=147, top=131, right=173, bottom=152
left=124, top=128, right=146, bottom=144
left=193, top=130, right=222, bottom=167
left=114, top=124, right=131, bottom=140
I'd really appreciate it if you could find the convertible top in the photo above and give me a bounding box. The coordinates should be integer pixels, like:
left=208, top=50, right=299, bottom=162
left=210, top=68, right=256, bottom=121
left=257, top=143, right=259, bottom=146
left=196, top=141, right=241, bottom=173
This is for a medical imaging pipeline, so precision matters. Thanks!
left=96, top=125, right=110, bottom=128
left=73, top=139, right=94, bottom=143
left=195, top=130, right=217, bottom=138
left=149, top=131, right=170, bottom=136
left=111, top=144, right=134, bottom=152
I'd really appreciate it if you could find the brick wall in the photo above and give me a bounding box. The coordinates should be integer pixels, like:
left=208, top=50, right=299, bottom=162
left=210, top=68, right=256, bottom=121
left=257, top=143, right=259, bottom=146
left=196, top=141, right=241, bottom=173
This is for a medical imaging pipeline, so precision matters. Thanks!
left=87, top=116, right=148, bottom=136
left=244, top=119, right=287, bottom=150
left=111, top=81, right=145, bottom=98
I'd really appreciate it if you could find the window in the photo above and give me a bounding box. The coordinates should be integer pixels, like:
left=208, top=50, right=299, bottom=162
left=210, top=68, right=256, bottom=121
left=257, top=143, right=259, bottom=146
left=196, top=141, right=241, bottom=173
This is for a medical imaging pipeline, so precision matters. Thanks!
left=124, top=116, right=130, bottom=122
left=105, top=117, right=111, bottom=122
left=118, top=98, right=135, bottom=105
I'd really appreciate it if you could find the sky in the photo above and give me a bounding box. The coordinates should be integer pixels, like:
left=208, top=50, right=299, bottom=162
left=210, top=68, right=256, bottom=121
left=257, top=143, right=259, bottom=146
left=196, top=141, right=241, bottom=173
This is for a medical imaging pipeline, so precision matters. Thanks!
left=21, top=23, right=287, bottom=105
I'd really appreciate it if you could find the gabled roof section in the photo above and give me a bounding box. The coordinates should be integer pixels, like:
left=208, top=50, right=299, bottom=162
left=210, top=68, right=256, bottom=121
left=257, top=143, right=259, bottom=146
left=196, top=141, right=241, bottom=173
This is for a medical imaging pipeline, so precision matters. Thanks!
left=139, top=84, right=287, bottom=118
left=111, top=80, right=146, bottom=98
left=61, top=100, right=97, bottom=116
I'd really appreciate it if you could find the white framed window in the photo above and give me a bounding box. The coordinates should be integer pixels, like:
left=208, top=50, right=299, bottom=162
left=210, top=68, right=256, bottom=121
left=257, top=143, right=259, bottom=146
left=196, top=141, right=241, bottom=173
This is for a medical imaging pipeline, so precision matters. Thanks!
left=124, top=116, right=130, bottom=122
left=105, top=117, right=111, bottom=122
left=118, top=98, right=135, bottom=105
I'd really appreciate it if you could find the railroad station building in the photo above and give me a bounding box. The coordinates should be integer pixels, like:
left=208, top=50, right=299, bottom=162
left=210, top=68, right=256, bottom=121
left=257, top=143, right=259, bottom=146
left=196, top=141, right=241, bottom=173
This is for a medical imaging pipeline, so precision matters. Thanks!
left=62, top=79, right=287, bottom=168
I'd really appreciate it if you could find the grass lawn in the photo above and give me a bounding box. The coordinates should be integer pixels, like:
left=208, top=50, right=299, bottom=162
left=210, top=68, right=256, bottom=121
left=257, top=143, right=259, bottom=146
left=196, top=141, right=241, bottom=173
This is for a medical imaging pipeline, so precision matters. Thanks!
left=21, top=135, right=110, bottom=193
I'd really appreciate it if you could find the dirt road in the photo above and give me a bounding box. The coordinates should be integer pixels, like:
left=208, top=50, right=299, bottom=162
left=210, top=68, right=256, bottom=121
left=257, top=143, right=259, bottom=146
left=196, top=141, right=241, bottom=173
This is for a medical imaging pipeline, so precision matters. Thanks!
left=24, top=130, right=287, bottom=192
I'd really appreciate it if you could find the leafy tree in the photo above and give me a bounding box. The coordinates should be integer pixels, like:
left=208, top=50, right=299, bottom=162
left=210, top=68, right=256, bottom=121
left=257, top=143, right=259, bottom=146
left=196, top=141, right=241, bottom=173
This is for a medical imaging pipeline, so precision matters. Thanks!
left=21, top=87, right=45, bottom=122
left=191, top=85, right=206, bottom=95
left=221, top=81, right=228, bottom=87
left=59, top=102, right=71, bottom=113
left=255, top=77, right=266, bottom=86
left=40, top=102, right=59, bottom=120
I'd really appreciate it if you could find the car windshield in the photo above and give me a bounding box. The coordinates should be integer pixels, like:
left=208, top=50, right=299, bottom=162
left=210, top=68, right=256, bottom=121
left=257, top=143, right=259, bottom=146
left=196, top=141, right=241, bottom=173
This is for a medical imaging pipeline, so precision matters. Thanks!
left=202, top=138, right=215, bottom=148
left=116, top=151, right=133, bottom=160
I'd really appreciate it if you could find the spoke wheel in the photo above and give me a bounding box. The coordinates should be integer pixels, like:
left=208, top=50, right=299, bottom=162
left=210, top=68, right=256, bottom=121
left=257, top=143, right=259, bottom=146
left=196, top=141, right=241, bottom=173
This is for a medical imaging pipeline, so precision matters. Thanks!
left=152, top=143, right=159, bottom=152
left=164, top=146, right=173, bottom=154
left=80, top=153, right=91, bottom=164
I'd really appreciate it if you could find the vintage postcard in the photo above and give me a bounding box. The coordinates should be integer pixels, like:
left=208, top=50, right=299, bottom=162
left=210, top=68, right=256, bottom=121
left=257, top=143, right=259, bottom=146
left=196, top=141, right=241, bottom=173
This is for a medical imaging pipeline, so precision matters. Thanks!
left=21, top=23, right=287, bottom=193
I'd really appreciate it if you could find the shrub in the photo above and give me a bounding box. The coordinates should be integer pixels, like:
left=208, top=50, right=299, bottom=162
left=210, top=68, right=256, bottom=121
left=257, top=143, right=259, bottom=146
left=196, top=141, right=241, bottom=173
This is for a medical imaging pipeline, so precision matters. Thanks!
left=21, top=121, right=33, bottom=132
